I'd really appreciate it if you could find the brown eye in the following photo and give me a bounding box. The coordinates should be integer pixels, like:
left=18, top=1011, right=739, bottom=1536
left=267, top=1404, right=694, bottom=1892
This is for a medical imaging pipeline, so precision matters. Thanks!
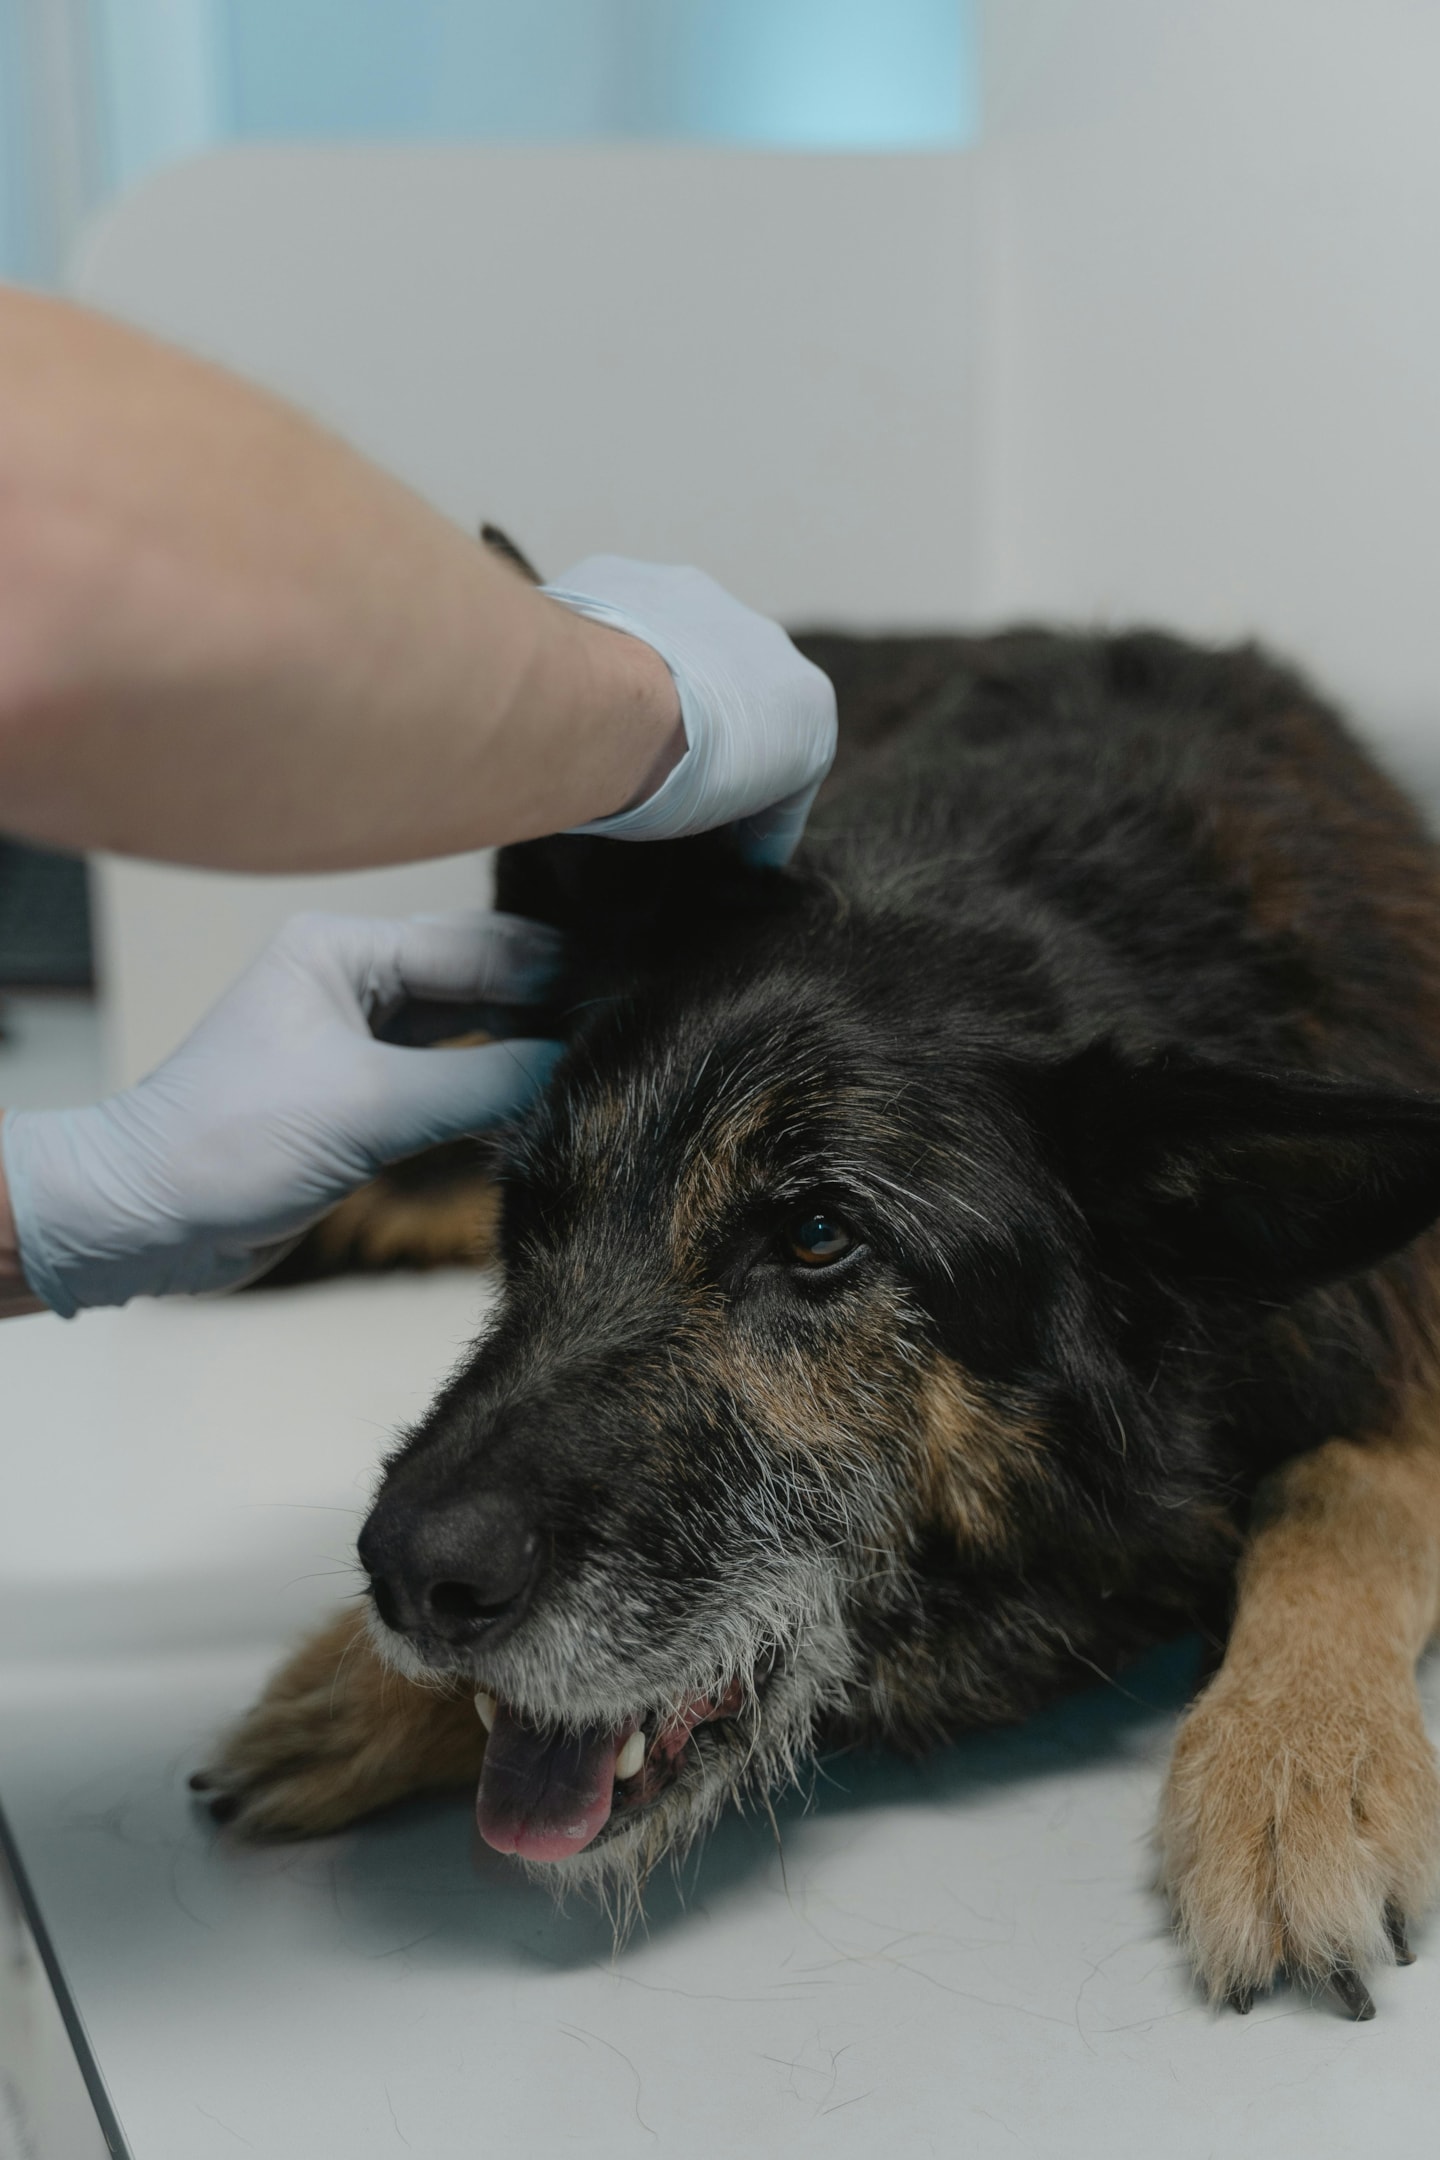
left=787, top=1211, right=854, bottom=1267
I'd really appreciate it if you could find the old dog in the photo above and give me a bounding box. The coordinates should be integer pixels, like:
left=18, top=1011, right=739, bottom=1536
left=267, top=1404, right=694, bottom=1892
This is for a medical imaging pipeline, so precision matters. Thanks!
left=197, top=611, right=1440, bottom=2019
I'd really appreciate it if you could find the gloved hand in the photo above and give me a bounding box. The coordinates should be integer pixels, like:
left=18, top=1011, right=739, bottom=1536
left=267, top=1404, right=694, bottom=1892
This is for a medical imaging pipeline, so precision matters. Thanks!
left=543, top=556, right=837, bottom=866
left=1, top=910, right=563, bottom=1317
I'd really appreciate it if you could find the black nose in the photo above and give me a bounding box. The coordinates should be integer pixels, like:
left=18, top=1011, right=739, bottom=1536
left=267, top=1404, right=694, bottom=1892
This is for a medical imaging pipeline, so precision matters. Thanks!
left=357, top=1487, right=541, bottom=1644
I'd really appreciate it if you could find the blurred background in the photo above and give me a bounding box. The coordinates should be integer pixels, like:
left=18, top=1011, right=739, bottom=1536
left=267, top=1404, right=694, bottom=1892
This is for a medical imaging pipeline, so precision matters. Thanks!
left=0, top=0, right=974, bottom=1053
left=0, top=0, right=976, bottom=286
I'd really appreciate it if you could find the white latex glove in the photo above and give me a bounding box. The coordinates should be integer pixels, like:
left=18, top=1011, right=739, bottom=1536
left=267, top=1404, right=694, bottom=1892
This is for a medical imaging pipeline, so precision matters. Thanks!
left=543, top=556, right=837, bottom=865
left=1, top=910, right=563, bottom=1317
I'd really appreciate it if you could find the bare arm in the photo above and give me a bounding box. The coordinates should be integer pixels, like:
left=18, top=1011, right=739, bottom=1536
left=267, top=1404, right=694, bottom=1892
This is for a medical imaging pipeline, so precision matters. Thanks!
left=0, top=290, right=682, bottom=872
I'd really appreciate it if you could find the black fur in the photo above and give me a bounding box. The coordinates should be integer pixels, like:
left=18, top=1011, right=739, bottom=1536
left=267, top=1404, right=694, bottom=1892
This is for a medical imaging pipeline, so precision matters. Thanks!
left=358, top=626, right=1440, bottom=1866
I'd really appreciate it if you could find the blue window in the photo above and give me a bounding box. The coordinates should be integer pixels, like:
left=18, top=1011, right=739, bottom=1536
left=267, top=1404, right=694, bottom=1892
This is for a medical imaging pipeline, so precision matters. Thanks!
left=3, top=0, right=977, bottom=281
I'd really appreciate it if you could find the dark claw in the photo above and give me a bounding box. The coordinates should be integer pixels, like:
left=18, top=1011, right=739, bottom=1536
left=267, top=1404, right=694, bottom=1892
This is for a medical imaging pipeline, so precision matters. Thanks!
left=1385, top=1903, right=1416, bottom=1966
left=1226, top=1985, right=1255, bottom=2015
left=207, top=1793, right=240, bottom=1825
left=1329, top=1965, right=1376, bottom=2021
left=188, top=1770, right=214, bottom=1792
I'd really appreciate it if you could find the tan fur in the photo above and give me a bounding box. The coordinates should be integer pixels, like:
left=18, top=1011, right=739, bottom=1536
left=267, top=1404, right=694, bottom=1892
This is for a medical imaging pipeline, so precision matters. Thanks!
left=685, top=1274, right=914, bottom=1473
left=1159, top=1427, right=1440, bottom=2000
left=573, top=1089, right=638, bottom=1205
left=668, top=1091, right=787, bottom=1271
left=914, top=1353, right=1050, bottom=1553
left=197, top=1610, right=483, bottom=1836
left=300, top=1175, right=500, bottom=1274
left=288, top=1031, right=503, bottom=1277
left=1204, top=708, right=1440, bottom=1075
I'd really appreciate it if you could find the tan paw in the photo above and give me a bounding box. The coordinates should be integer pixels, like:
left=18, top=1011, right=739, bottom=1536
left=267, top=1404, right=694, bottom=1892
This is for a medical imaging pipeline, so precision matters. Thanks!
left=262, top=1142, right=500, bottom=1285
left=1159, top=1662, right=1440, bottom=2013
left=192, top=1609, right=484, bottom=1838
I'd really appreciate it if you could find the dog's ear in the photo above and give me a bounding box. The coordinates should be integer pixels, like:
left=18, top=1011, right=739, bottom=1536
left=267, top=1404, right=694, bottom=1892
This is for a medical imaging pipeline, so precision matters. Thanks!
left=479, top=523, right=543, bottom=584
left=496, top=829, right=762, bottom=942
left=1053, top=1046, right=1440, bottom=1297
left=476, top=525, right=795, bottom=969
left=495, top=831, right=801, bottom=1030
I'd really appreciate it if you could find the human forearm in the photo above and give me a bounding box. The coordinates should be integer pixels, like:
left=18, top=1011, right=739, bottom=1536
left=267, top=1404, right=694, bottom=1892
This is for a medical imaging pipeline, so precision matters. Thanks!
left=0, top=290, right=681, bottom=871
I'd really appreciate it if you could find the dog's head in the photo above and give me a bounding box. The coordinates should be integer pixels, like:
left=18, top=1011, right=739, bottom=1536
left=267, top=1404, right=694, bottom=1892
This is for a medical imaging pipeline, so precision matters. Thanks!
left=358, top=829, right=1440, bottom=1896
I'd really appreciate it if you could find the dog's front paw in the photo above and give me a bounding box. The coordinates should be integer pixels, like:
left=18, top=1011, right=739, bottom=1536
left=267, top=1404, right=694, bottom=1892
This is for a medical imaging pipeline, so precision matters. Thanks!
left=191, top=1609, right=484, bottom=1837
left=1158, top=1663, right=1440, bottom=2015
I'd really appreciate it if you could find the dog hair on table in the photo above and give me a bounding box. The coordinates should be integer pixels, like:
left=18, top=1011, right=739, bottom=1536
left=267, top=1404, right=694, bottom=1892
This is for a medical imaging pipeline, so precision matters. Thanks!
left=199, top=603, right=1440, bottom=2021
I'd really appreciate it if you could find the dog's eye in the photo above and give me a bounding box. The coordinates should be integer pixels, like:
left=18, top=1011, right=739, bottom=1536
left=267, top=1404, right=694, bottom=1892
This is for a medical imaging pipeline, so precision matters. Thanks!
left=786, top=1211, right=854, bottom=1267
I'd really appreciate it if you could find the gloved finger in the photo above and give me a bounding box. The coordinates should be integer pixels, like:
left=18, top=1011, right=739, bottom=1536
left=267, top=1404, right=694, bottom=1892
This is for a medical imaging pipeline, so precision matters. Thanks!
left=734, top=781, right=824, bottom=868
left=191, top=1231, right=313, bottom=1300
left=387, top=912, right=564, bottom=1004
left=277, top=910, right=564, bottom=1023
left=366, top=1037, right=564, bottom=1162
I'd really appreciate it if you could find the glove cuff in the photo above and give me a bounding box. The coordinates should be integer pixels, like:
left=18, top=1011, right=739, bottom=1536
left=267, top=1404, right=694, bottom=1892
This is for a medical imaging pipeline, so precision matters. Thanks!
left=541, top=589, right=720, bottom=841
left=2, top=1111, right=84, bottom=1318
left=0, top=1101, right=194, bottom=1317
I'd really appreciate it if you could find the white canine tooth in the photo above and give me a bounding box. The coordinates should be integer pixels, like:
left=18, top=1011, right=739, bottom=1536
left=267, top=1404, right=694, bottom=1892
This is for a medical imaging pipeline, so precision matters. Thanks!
left=474, top=1689, right=497, bottom=1731
left=615, top=1730, right=645, bottom=1781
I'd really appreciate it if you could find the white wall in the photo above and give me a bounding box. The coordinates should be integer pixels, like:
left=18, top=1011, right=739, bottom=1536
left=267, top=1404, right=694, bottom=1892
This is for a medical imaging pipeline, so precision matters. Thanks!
left=75, top=144, right=978, bottom=625
left=92, top=851, right=494, bottom=1087
left=977, top=0, right=1440, bottom=788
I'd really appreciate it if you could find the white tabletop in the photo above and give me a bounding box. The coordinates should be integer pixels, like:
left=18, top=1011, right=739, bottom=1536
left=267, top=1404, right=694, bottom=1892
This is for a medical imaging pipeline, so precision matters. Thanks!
left=4, top=1281, right=1438, bottom=2158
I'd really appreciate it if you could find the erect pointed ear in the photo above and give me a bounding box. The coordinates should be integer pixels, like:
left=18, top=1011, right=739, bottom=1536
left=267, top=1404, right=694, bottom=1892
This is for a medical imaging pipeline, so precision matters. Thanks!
left=494, top=829, right=778, bottom=950
left=492, top=830, right=803, bottom=1037
left=1052, top=1045, right=1440, bottom=1297
left=479, top=522, right=543, bottom=584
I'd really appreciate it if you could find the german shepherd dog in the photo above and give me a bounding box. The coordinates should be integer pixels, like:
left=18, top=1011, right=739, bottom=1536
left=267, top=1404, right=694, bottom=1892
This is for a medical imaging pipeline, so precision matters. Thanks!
left=196, top=574, right=1440, bottom=2020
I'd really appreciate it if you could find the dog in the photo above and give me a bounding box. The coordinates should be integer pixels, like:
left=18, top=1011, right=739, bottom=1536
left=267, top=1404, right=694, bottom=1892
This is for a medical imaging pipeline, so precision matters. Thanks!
left=196, top=593, right=1440, bottom=2020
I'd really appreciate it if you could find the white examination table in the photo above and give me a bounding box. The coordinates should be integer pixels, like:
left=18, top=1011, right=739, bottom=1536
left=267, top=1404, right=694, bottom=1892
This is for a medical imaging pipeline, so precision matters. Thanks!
left=4, top=1279, right=1440, bottom=2158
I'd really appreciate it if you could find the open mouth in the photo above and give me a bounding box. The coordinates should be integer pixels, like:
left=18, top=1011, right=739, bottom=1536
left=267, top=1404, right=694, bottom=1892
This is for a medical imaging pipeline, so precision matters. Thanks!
left=471, top=1680, right=748, bottom=1863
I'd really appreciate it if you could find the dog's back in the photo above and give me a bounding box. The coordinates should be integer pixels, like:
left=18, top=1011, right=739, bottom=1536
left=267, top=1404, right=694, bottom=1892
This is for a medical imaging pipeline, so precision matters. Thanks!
left=800, top=626, right=1440, bottom=1093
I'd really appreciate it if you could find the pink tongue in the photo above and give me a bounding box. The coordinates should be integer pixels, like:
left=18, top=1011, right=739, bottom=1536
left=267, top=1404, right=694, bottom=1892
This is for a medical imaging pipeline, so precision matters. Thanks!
left=477, top=1704, right=617, bottom=1862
